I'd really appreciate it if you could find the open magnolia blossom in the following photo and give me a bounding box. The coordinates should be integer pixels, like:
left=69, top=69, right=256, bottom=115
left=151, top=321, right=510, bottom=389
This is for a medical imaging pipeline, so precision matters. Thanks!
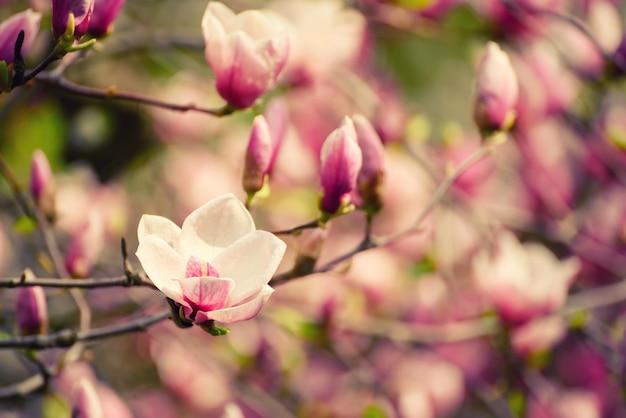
left=136, top=194, right=286, bottom=324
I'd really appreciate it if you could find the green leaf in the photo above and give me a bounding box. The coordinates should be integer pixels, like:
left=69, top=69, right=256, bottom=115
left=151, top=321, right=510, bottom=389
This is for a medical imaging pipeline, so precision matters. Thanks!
left=508, top=390, right=526, bottom=417
left=13, top=215, right=37, bottom=234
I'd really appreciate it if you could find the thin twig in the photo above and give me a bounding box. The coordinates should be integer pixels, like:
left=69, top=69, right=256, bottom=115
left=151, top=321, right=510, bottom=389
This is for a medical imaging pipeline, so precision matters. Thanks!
left=35, top=72, right=236, bottom=116
left=0, top=275, right=156, bottom=289
left=0, top=309, right=170, bottom=350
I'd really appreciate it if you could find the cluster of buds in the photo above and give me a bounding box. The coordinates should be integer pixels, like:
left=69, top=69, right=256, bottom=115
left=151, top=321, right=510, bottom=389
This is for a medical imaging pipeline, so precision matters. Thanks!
left=318, top=115, right=386, bottom=223
left=52, top=0, right=125, bottom=52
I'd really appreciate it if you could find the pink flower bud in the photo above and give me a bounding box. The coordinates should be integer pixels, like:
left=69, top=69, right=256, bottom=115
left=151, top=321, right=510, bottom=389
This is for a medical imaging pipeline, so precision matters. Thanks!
left=319, top=117, right=362, bottom=215
left=243, top=115, right=272, bottom=195
left=87, top=0, right=125, bottom=38
left=30, top=149, right=56, bottom=221
left=72, top=379, right=104, bottom=418
left=52, top=0, right=94, bottom=40
left=16, top=282, right=47, bottom=336
left=353, top=114, right=385, bottom=214
left=0, top=9, right=42, bottom=65
left=473, top=42, right=519, bottom=134
left=201, top=2, right=289, bottom=108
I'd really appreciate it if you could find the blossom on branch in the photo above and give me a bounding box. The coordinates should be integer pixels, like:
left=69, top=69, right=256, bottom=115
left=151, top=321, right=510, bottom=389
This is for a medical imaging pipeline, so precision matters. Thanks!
left=201, top=1, right=289, bottom=108
left=136, top=194, right=286, bottom=325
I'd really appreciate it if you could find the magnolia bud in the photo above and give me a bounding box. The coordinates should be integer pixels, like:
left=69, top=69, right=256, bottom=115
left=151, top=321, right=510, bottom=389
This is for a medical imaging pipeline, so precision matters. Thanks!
left=30, top=149, right=56, bottom=222
left=319, top=117, right=362, bottom=218
left=72, top=379, right=104, bottom=418
left=16, top=280, right=47, bottom=336
left=0, top=9, right=42, bottom=65
left=473, top=42, right=518, bottom=135
left=243, top=115, right=272, bottom=196
left=52, top=0, right=94, bottom=40
left=87, top=0, right=125, bottom=38
left=293, top=228, right=326, bottom=276
left=353, top=114, right=385, bottom=216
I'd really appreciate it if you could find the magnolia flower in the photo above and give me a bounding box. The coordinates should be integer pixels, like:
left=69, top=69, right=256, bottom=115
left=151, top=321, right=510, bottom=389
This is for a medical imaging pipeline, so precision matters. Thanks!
left=30, top=149, right=56, bottom=222
left=473, top=42, right=518, bottom=134
left=0, top=9, right=42, bottom=65
left=16, top=282, right=48, bottom=336
left=136, top=194, right=286, bottom=324
left=242, top=115, right=273, bottom=196
left=473, top=230, right=580, bottom=325
left=201, top=2, right=289, bottom=108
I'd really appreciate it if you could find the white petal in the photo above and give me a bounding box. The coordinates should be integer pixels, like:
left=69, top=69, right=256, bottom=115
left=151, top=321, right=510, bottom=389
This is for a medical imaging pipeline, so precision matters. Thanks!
left=196, top=285, right=274, bottom=324
left=212, top=230, right=286, bottom=305
left=179, top=194, right=255, bottom=260
left=136, top=235, right=184, bottom=301
left=137, top=214, right=181, bottom=247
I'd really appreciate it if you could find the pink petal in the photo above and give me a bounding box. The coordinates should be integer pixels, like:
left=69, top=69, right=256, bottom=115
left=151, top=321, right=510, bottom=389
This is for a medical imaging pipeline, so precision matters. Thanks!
left=211, top=230, right=285, bottom=305
left=185, top=255, right=220, bottom=278
left=196, top=285, right=274, bottom=324
left=178, top=277, right=234, bottom=312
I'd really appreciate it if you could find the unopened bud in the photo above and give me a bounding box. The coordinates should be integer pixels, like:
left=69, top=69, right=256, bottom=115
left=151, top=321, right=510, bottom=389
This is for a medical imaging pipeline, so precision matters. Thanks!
left=243, top=115, right=272, bottom=197
left=319, top=117, right=362, bottom=219
left=16, top=276, right=47, bottom=336
left=87, top=0, right=125, bottom=38
left=473, top=42, right=518, bottom=135
left=71, top=379, right=104, bottom=418
left=353, top=114, right=385, bottom=216
left=52, top=0, right=94, bottom=40
left=30, top=149, right=56, bottom=222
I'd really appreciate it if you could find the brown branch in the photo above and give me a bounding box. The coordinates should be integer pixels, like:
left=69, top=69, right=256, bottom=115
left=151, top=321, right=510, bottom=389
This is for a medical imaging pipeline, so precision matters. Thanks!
left=0, top=309, right=170, bottom=350
left=35, top=72, right=236, bottom=116
left=0, top=275, right=156, bottom=289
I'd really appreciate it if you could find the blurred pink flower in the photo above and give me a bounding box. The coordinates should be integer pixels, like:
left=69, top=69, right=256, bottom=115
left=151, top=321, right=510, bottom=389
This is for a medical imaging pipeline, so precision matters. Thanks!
left=71, top=379, right=104, bottom=418
left=319, top=117, right=363, bottom=216
left=0, top=9, right=41, bottom=64
left=52, top=0, right=94, bottom=39
left=473, top=230, right=580, bottom=325
left=473, top=42, right=519, bottom=133
left=88, top=0, right=125, bottom=38
left=271, top=0, right=365, bottom=85
left=136, top=194, right=286, bottom=324
left=65, top=211, right=105, bottom=278
left=201, top=2, right=289, bottom=108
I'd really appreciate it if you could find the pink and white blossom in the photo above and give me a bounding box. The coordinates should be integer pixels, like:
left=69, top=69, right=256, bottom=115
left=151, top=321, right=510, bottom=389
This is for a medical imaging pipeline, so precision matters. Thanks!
left=473, top=230, right=580, bottom=325
left=136, top=194, right=286, bottom=324
left=201, top=2, right=289, bottom=108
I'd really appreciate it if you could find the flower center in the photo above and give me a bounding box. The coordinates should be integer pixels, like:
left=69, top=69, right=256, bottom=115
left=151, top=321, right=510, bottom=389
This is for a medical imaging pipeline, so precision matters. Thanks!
left=185, top=255, right=220, bottom=278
